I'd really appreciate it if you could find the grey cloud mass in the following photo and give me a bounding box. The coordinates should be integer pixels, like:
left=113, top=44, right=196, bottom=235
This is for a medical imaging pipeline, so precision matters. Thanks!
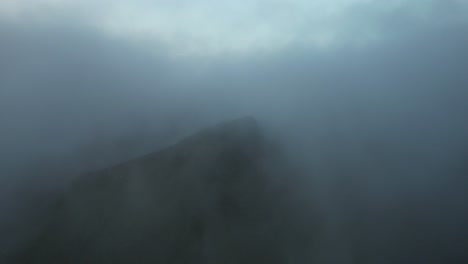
left=1, top=0, right=468, bottom=262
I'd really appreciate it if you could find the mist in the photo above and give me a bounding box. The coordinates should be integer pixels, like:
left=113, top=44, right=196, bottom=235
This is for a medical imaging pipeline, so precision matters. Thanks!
left=1, top=0, right=468, bottom=262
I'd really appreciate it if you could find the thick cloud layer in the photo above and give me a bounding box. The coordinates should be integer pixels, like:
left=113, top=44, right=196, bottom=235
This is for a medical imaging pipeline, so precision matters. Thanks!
left=1, top=0, right=467, bottom=262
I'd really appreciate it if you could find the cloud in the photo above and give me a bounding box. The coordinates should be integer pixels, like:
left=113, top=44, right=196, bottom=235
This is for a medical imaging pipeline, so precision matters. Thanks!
left=1, top=0, right=467, bottom=260
left=2, top=0, right=467, bottom=56
left=1, top=0, right=466, bottom=177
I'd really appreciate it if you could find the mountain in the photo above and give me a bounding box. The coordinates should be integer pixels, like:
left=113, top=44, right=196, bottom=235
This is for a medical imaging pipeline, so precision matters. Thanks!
left=14, top=117, right=316, bottom=264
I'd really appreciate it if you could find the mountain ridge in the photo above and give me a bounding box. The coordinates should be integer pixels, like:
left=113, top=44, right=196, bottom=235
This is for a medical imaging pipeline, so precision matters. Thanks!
left=13, top=116, right=316, bottom=264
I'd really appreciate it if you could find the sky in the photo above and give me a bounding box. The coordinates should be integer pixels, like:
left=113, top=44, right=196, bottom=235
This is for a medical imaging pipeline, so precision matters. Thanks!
left=1, top=0, right=468, bottom=262
left=2, top=0, right=467, bottom=55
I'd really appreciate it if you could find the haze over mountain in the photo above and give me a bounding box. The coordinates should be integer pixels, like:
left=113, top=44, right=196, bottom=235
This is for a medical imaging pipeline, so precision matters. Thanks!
left=13, top=117, right=318, bottom=264
left=1, top=0, right=468, bottom=263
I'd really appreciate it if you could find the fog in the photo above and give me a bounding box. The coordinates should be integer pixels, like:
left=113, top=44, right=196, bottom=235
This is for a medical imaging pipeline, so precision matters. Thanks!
left=1, top=0, right=467, bottom=262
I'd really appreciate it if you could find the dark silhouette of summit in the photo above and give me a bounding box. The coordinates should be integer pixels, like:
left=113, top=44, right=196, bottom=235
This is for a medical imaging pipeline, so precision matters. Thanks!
left=15, top=117, right=316, bottom=264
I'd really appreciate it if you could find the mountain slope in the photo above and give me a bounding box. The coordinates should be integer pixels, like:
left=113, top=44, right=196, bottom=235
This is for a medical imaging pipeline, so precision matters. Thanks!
left=15, top=117, right=316, bottom=264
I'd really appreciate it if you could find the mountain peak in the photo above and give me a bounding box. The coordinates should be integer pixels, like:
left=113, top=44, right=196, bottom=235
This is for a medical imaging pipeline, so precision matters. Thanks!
left=14, top=116, right=312, bottom=264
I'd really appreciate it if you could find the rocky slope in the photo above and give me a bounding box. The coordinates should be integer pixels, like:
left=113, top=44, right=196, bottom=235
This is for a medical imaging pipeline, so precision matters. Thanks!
left=14, top=117, right=316, bottom=264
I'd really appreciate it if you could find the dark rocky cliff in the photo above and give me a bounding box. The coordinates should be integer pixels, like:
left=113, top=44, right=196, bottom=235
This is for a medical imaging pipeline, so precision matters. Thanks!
left=15, top=117, right=316, bottom=264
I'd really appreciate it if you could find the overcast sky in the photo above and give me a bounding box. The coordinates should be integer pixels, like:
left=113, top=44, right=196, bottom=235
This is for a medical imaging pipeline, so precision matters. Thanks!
left=2, top=0, right=467, bottom=56
left=1, top=0, right=468, bottom=259
left=2, top=0, right=466, bottom=150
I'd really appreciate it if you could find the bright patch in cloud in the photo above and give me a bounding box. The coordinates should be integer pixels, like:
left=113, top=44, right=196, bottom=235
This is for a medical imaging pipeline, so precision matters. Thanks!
left=1, top=0, right=467, bottom=56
